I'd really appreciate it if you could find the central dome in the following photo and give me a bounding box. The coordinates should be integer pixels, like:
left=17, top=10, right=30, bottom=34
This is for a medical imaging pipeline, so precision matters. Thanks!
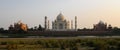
left=57, top=13, right=65, bottom=21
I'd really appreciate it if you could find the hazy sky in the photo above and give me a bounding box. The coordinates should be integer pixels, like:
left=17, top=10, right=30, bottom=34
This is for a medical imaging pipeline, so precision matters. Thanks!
left=0, top=0, right=120, bottom=29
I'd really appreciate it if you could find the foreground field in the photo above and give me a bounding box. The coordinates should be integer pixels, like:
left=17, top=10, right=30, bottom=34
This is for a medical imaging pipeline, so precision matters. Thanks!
left=0, top=37, right=120, bottom=50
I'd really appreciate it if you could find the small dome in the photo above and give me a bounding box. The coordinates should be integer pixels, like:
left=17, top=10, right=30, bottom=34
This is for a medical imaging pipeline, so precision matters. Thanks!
left=57, top=13, right=65, bottom=21
left=98, top=21, right=104, bottom=24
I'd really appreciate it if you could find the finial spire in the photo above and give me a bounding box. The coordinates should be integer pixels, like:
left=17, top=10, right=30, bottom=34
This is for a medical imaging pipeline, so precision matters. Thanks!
left=60, top=10, right=62, bottom=13
left=60, top=9, right=63, bottom=14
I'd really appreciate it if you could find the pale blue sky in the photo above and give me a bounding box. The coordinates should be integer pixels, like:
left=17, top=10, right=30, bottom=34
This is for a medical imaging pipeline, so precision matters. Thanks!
left=0, top=0, right=120, bottom=29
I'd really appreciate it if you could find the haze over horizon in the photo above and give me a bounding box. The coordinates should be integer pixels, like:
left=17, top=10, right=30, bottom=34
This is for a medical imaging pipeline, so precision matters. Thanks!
left=0, top=0, right=120, bottom=29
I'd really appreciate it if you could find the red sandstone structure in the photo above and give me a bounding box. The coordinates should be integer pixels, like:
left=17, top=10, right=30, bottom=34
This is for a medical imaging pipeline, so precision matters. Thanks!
left=9, top=21, right=28, bottom=32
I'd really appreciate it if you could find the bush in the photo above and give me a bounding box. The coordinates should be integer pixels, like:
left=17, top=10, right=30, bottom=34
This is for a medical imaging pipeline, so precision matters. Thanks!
left=0, top=42, right=7, bottom=45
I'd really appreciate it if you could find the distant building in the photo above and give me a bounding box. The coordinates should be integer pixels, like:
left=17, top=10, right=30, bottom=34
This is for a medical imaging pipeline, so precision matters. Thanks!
left=93, top=21, right=107, bottom=31
left=52, top=13, right=70, bottom=31
left=9, top=21, right=28, bottom=32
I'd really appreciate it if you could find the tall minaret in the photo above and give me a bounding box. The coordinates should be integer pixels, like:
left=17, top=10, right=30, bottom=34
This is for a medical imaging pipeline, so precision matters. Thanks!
left=71, top=20, right=73, bottom=29
left=45, top=16, right=47, bottom=30
left=48, top=20, right=49, bottom=29
left=75, top=16, right=77, bottom=30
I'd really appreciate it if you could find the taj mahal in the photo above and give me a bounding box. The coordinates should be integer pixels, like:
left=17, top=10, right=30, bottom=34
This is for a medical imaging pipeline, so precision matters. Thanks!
left=44, top=13, right=77, bottom=31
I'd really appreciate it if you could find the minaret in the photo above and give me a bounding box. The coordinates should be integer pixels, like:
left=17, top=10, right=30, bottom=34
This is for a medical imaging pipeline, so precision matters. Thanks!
left=48, top=20, right=49, bottom=29
left=45, top=16, right=47, bottom=30
left=75, top=16, right=77, bottom=30
left=71, top=20, right=73, bottom=29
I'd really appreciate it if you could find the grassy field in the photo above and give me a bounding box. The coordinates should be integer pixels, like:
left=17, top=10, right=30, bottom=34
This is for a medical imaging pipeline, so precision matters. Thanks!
left=0, top=37, right=120, bottom=50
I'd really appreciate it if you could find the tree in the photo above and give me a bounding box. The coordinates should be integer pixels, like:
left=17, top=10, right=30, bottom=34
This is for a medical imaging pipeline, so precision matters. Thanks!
left=0, top=27, right=4, bottom=32
left=112, top=27, right=120, bottom=34
left=38, top=24, right=43, bottom=31
left=34, top=26, right=37, bottom=31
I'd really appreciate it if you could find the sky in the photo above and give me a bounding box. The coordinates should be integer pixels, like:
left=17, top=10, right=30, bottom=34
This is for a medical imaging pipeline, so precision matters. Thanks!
left=0, top=0, right=120, bottom=29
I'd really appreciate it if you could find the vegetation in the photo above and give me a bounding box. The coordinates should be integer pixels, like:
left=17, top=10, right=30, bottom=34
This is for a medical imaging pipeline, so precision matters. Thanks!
left=0, top=38, right=120, bottom=50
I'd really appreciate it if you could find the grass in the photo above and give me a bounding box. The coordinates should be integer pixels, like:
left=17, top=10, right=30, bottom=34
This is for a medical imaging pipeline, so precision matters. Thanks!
left=0, top=38, right=120, bottom=50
